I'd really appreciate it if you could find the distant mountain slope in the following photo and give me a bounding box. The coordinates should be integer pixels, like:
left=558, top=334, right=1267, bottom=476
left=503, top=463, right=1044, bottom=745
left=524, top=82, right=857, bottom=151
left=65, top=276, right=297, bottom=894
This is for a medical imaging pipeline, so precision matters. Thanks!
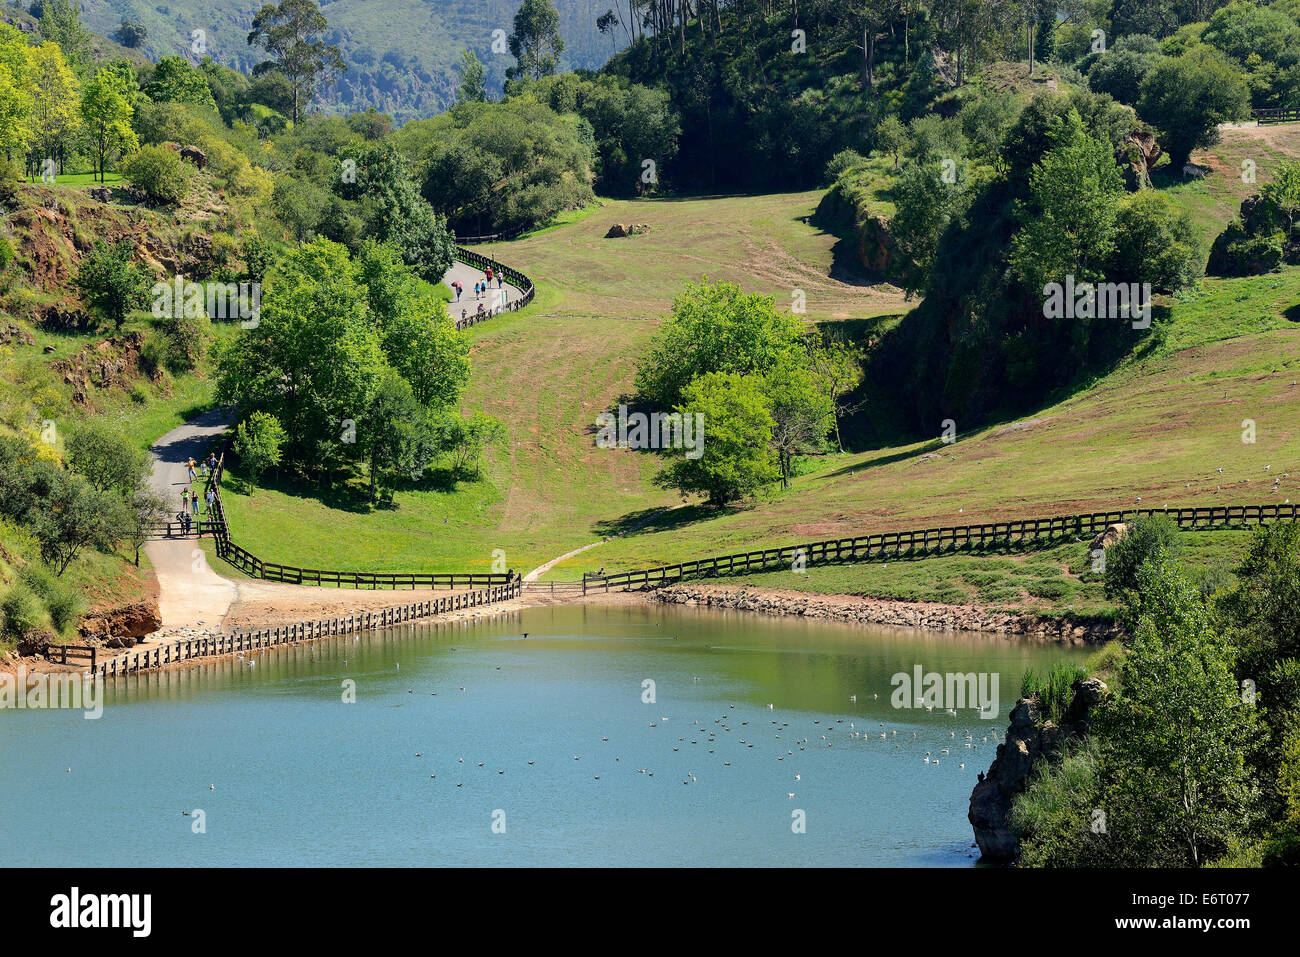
left=79, top=0, right=627, bottom=122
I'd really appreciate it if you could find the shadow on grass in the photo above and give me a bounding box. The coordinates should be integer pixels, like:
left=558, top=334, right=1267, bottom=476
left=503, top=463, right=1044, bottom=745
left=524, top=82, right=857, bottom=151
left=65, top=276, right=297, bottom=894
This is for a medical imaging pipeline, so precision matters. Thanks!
left=592, top=502, right=740, bottom=539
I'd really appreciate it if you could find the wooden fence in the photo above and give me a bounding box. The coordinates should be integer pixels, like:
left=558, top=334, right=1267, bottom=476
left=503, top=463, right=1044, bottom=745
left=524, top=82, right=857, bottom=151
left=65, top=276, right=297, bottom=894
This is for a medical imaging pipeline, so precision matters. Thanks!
left=203, top=454, right=511, bottom=590
left=582, top=503, right=1300, bottom=592
left=88, top=580, right=523, bottom=679
left=48, top=644, right=98, bottom=668
left=455, top=227, right=529, bottom=244
left=1254, top=107, right=1300, bottom=125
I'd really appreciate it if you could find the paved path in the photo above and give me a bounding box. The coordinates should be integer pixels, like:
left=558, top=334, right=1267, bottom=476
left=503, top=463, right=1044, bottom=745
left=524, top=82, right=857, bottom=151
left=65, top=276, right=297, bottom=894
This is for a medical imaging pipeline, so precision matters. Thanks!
left=144, top=408, right=241, bottom=631
left=442, top=259, right=525, bottom=324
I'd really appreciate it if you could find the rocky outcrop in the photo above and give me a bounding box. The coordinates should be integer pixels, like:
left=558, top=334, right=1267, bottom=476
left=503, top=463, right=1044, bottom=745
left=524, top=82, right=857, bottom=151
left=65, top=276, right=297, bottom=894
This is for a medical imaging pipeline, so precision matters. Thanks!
left=180, top=145, right=207, bottom=170
left=1089, top=523, right=1127, bottom=551
left=0, top=323, right=34, bottom=347
left=50, top=332, right=151, bottom=405
left=856, top=214, right=898, bottom=273
left=651, top=584, right=1117, bottom=643
left=605, top=223, right=651, bottom=238
left=968, top=677, right=1108, bottom=863
left=78, top=599, right=162, bottom=642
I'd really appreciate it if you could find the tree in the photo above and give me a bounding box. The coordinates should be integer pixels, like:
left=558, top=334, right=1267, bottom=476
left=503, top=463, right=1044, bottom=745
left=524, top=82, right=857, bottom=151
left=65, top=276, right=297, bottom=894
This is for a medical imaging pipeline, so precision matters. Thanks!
left=247, top=0, right=346, bottom=124
left=121, top=144, right=191, bottom=204
left=805, top=333, right=865, bottom=453
left=28, top=41, right=80, bottom=179
left=80, top=67, right=138, bottom=183
left=216, top=239, right=387, bottom=465
left=73, top=241, right=150, bottom=330
left=113, top=20, right=147, bottom=49
left=357, top=242, right=469, bottom=408
left=455, top=49, right=487, bottom=105
left=507, top=0, right=565, bottom=82
left=1139, top=47, right=1250, bottom=171
left=339, top=144, right=454, bottom=282
left=1009, top=113, right=1124, bottom=293
left=874, top=114, right=908, bottom=169
left=635, top=281, right=806, bottom=410
left=1261, top=160, right=1300, bottom=245
left=232, top=411, right=287, bottom=489
left=358, top=373, right=434, bottom=500
left=1111, top=191, right=1203, bottom=292
left=124, top=481, right=170, bottom=566
left=654, top=372, right=779, bottom=506
left=763, top=362, right=834, bottom=489
left=437, top=411, right=505, bottom=479
left=1096, top=557, right=1258, bottom=866
left=29, top=471, right=130, bottom=575
left=37, top=0, right=90, bottom=70
left=1102, top=512, right=1183, bottom=617
left=890, top=158, right=970, bottom=297
left=0, top=24, right=35, bottom=160
left=272, top=175, right=327, bottom=243
left=1217, top=522, right=1300, bottom=690
left=142, top=56, right=218, bottom=110
left=66, top=420, right=148, bottom=496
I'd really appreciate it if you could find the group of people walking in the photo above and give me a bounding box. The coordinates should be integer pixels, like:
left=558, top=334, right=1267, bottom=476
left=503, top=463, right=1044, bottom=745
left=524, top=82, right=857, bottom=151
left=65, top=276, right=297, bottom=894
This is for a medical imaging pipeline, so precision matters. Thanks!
left=451, top=266, right=507, bottom=303
left=176, top=452, right=219, bottom=534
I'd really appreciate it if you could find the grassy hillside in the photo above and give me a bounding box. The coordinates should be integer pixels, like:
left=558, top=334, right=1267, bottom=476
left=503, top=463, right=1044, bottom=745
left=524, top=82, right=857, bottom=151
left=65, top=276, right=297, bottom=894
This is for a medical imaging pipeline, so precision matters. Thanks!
left=217, top=162, right=1300, bottom=594
left=217, top=189, right=906, bottom=573
left=78, top=0, right=625, bottom=123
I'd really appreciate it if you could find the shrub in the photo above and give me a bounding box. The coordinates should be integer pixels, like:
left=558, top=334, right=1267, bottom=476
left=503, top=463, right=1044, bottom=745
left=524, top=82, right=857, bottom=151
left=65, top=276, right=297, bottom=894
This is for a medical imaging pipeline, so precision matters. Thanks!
left=1, top=581, right=47, bottom=637
left=122, top=145, right=192, bottom=204
left=1103, top=513, right=1183, bottom=607
left=20, top=565, right=85, bottom=633
left=129, top=382, right=149, bottom=404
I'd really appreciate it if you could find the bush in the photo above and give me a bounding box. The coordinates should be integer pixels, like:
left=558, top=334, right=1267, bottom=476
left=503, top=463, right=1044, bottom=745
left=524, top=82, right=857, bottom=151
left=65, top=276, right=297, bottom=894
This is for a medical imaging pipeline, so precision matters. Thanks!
left=122, top=145, right=192, bottom=204
left=1, top=582, right=47, bottom=637
left=824, top=148, right=867, bottom=184
left=1103, top=513, right=1183, bottom=608
left=129, top=382, right=149, bottom=404
left=20, top=565, right=85, bottom=633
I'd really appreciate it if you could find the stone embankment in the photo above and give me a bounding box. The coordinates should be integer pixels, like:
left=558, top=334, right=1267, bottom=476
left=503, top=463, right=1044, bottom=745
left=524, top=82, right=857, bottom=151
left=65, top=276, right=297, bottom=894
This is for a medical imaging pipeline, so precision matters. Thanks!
left=650, top=584, right=1118, bottom=644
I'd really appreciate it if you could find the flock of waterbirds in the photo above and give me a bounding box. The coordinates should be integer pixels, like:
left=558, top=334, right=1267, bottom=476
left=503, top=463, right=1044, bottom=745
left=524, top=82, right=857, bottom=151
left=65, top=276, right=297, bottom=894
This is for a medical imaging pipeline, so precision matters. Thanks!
left=398, top=660, right=1005, bottom=794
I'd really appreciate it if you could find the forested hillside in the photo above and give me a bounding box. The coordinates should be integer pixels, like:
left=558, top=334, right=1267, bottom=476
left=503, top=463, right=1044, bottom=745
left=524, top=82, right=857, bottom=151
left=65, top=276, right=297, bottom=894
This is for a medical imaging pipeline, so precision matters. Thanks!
left=58, top=0, right=625, bottom=122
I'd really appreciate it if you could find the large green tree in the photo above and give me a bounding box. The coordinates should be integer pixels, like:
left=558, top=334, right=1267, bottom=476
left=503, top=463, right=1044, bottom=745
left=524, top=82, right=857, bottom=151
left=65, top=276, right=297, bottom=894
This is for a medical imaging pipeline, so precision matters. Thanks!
left=507, top=0, right=565, bottom=82
left=216, top=239, right=387, bottom=464
left=80, top=67, right=139, bottom=183
left=1096, top=557, right=1259, bottom=866
left=247, top=0, right=346, bottom=124
left=1139, top=47, right=1250, bottom=171
left=654, top=372, right=779, bottom=506
left=635, top=281, right=806, bottom=410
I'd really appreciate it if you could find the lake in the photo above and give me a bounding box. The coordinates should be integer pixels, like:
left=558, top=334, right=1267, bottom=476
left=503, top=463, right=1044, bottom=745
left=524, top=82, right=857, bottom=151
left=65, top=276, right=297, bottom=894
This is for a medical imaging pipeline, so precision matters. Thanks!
left=0, top=602, right=1090, bottom=867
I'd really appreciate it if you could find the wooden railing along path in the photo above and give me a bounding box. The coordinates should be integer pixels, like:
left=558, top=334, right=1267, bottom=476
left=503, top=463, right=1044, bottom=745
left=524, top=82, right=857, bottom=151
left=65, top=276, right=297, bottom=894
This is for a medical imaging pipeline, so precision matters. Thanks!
left=581, top=503, right=1300, bottom=593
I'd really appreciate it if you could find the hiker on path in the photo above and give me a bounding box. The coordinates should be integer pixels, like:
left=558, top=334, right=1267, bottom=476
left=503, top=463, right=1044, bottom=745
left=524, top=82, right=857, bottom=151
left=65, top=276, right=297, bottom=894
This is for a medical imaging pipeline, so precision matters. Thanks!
left=181, top=488, right=190, bottom=514
left=181, top=510, right=192, bottom=535
left=476, top=302, right=486, bottom=317
left=206, top=488, right=216, bottom=514
left=207, top=453, right=217, bottom=473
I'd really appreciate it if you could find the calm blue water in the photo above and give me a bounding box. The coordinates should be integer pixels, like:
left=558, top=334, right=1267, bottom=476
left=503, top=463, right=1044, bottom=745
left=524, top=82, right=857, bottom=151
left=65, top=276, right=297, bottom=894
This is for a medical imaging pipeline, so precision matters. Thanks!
left=0, top=603, right=1088, bottom=866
